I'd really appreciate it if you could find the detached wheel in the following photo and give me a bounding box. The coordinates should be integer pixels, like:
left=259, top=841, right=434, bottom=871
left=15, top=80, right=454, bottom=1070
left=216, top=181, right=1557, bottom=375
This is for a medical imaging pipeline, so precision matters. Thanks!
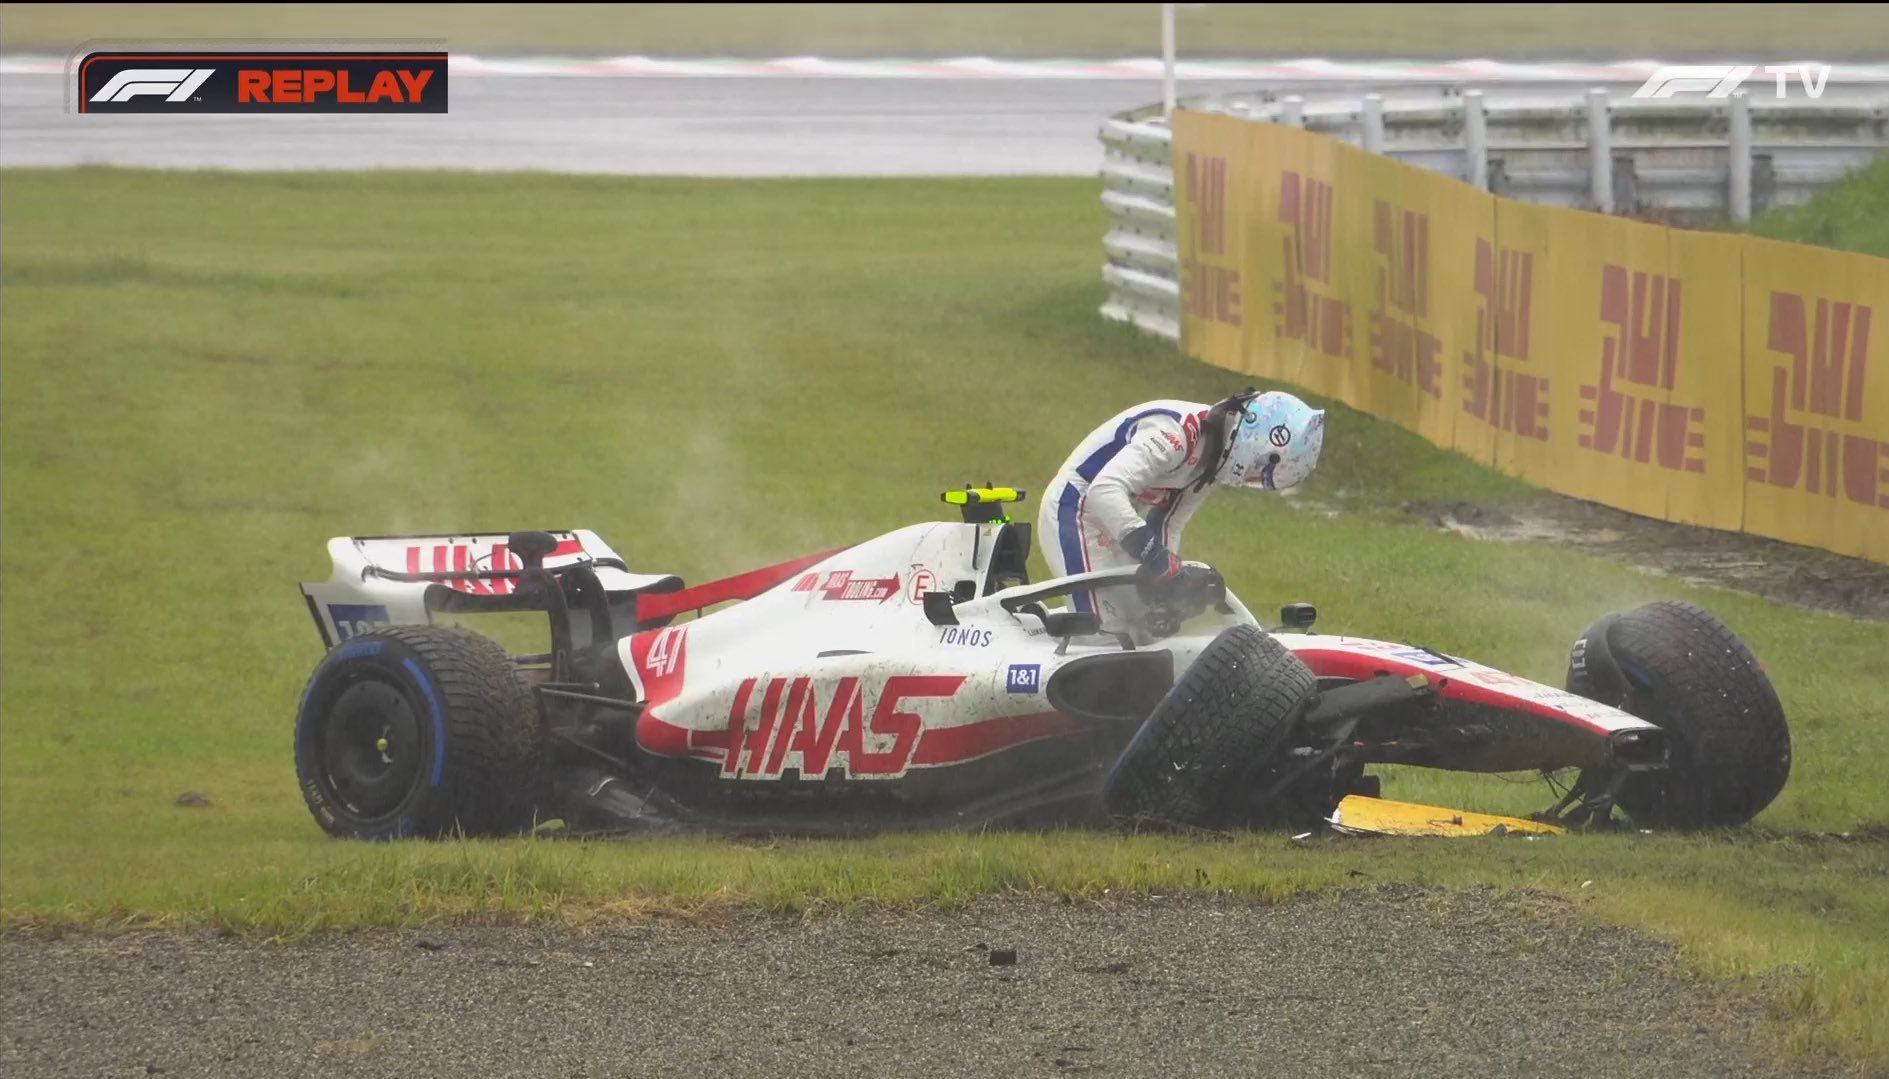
left=294, top=625, right=543, bottom=840
left=1103, top=624, right=1316, bottom=830
left=1566, top=601, right=1791, bottom=829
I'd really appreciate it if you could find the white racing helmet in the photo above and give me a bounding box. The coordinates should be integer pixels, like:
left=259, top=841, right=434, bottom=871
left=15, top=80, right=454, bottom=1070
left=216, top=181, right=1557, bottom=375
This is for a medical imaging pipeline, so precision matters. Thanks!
left=1215, top=390, right=1325, bottom=490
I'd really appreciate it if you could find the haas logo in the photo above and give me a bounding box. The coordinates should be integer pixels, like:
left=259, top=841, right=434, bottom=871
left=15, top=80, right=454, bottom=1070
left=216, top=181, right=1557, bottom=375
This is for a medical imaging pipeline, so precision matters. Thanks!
left=723, top=675, right=965, bottom=780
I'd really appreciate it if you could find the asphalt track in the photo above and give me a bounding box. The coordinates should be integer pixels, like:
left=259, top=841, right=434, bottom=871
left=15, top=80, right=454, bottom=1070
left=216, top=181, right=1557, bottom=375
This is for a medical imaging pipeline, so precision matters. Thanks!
left=0, top=73, right=1759, bottom=177
left=1, top=74, right=1166, bottom=175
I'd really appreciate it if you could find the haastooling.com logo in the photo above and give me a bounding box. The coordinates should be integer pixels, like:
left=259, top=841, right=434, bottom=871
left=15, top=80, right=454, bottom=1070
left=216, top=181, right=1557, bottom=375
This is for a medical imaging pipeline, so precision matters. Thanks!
left=76, top=50, right=448, bottom=113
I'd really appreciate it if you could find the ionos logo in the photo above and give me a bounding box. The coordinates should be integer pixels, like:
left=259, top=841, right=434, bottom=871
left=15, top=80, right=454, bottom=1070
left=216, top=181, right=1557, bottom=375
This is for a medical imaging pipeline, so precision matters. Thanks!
left=78, top=51, right=448, bottom=114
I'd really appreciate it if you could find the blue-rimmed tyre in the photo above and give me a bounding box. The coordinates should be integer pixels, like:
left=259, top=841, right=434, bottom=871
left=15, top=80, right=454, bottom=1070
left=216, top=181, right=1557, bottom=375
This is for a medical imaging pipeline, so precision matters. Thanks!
left=294, top=624, right=543, bottom=840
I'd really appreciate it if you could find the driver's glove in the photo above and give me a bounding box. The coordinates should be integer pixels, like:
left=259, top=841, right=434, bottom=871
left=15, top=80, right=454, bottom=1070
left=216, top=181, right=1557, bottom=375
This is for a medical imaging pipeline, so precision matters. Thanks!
left=1120, top=524, right=1182, bottom=583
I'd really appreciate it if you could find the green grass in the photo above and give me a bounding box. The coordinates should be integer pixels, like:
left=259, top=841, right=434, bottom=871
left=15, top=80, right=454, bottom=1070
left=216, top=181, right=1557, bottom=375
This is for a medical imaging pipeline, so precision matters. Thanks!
left=1748, top=155, right=1889, bottom=258
left=2, top=169, right=1888, bottom=1066
left=3, top=3, right=1884, bottom=59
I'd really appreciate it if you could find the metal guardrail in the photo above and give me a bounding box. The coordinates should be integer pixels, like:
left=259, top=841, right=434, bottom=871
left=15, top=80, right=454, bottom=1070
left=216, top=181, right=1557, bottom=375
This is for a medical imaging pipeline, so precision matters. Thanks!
left=1099, top=89, right=1889, bottom=341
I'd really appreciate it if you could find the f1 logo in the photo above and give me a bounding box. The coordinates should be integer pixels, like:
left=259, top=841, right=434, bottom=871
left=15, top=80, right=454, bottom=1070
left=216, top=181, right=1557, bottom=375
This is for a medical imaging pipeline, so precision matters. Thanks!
left=89, top=68, right=215, bottom=103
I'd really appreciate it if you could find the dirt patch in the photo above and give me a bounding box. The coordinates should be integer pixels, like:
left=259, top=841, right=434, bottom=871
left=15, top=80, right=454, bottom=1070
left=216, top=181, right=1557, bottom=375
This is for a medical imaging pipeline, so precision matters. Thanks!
left=1401, top=496, right=1889, bottom=622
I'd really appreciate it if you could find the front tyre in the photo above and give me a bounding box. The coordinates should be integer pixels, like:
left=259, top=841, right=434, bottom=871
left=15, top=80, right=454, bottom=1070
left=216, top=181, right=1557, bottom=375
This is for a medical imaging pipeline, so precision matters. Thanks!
left=294, top=625, right=543, bottom=840
left=1566, top=601, right=1790, bottom=829
left=1103, top=623, right=1317, bottom=830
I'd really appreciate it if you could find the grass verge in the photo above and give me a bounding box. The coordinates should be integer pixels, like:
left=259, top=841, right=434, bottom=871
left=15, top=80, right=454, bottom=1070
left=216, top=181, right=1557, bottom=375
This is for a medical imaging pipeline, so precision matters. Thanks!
left=2, top=168, right=1887, bottom=1064
left=1747, top=154, right=1889, bottom=259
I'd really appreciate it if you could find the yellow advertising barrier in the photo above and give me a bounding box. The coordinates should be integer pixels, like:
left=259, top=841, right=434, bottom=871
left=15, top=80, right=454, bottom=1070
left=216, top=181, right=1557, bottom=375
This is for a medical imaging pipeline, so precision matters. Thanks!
left=1505, top=203, right=1745, bottom=530
left=1173, top=111, right=1260, bottom=373
left=1169, top=109, right=1889, bottom=565
left=1741, top=237, right=1889, bottom=563
left=1337, top=142, right=1491, bottom=451
left=1455, top=196, right=1557, bottom=485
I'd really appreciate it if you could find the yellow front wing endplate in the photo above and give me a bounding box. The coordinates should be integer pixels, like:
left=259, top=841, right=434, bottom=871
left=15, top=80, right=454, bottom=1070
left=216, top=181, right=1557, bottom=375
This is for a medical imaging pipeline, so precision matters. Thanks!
left=1329, top=795, right=1566, bottom=837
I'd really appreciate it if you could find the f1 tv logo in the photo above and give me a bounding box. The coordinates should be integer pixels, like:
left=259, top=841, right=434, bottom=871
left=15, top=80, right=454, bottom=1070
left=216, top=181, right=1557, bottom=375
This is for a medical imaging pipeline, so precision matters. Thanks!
left=1633, top=64, right=1832, bottom=99
left=78, top=51, right=447, bottom=113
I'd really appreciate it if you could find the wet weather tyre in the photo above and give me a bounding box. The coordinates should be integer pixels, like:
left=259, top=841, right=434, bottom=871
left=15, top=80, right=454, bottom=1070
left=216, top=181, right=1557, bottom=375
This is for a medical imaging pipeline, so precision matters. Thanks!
left=1103, top=624, right=1316, bottom=830
left=1566, top=601, right=1790, bottom=829
left=294, top=624, right=544, bottom=840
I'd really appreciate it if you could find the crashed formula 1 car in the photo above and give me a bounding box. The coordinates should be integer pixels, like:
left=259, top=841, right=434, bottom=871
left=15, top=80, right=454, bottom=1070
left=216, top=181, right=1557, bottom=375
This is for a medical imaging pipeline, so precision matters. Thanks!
left=293, top=489, right=1791, bottom=841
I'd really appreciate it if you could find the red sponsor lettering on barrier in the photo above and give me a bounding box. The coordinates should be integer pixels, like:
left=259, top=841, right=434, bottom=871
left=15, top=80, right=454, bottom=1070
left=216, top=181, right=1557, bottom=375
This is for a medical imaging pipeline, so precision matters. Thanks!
left=1462, top=240, right=1547, bottom=440
left=1578, top=265, right=1706, bottom=472
left=1367, top=199, right=1442, bottom=399
left=1746, top=292, right=1888, bottom=508
left=1181, top=153, right=1241, bottom=327
left=1271, top=171, right=1353, bottom=360
left=721, top=675, right=966, bottom=780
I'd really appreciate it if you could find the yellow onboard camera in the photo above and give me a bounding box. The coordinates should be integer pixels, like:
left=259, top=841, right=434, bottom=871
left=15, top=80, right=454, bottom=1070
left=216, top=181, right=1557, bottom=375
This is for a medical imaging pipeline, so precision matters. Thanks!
left=942, top=485, right=1025, bottom=524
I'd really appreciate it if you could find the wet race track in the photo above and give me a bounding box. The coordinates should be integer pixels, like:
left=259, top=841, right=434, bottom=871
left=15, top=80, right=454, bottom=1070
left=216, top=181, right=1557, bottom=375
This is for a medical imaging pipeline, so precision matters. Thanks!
left=1, top=73, right=1161, bottom=175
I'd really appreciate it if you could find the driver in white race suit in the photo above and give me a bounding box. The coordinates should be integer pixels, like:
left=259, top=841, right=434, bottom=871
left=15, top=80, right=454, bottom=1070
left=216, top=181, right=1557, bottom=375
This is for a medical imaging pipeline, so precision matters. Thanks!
left=1037, top=388, right=1325, bottom=630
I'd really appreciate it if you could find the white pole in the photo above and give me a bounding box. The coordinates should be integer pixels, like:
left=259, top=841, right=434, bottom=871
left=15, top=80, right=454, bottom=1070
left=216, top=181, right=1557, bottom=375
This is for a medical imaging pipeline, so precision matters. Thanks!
left=1587, top=87, right=1613, bottom=213
left=1729, top=90, right=1753, bottom=223
left=1464, top=90, right=1488, bottom=190
left=1162, top=3, right=1177, bottom=119
left=1362, top=94, right=1385, bottom=154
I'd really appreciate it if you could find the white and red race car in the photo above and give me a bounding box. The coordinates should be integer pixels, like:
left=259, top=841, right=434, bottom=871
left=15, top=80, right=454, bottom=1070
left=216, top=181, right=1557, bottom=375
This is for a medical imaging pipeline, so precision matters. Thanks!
left=293, top=489, right=1791, bottom=840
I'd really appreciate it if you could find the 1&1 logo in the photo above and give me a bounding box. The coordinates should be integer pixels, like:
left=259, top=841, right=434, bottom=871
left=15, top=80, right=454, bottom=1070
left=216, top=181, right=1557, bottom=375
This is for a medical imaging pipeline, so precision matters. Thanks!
left=1006, top=664, right=1041, bottom=694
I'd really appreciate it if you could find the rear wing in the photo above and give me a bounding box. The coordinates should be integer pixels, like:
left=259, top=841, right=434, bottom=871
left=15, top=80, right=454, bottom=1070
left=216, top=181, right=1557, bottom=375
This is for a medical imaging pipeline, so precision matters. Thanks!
left=299, top=530, right=681, bottom=649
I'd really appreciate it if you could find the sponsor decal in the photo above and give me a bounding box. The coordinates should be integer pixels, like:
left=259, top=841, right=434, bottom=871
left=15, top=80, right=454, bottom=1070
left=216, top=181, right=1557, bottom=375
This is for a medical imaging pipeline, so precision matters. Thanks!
left=1181, top=153, right=1242, bottom=327
left=1579, top=265, right=1705, bottom=472
left=1368, top=199, right=1444, bottom=400
left=1006, top=664, right=1042, bottom=694
left=1273, top=170, right=1354, bottom=360
left=721, top=675, right=966, bottom=780
left=907, top=566, right=939, bottom=603
left=938, top=627, right=994, bottom=647
left=1463, top=239, right=1547, bottom=441
left=77, top=49, right=448, bottom=114
left=804, top=570, right=901, bottom=603
left=1385, top=647, right=1463, bottom=670
left=328, top=604, right=390, bottom=641
left=1746, top=291, right=1885, bottom=510
left=401, top=537, right=584, bottom=596
left=1180, top=408, right=1211, bottom=464
left=1268, top=424, right=1292, bottom=447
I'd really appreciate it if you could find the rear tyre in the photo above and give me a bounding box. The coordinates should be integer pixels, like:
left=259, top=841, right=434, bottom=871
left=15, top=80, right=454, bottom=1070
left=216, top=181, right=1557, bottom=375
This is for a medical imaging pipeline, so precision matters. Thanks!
left=1565, top=601, right=1790, bottom=829
left=1103, top=624, right=1316, bottom=830
left=294, top=624, right=544, bottom=840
